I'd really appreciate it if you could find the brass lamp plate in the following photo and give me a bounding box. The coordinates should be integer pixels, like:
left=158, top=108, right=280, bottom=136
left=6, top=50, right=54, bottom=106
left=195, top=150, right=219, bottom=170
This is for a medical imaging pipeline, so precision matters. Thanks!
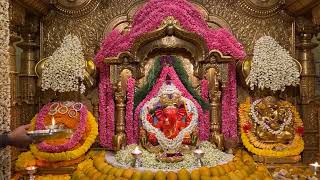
left=27, top=129, right=73, bottom=141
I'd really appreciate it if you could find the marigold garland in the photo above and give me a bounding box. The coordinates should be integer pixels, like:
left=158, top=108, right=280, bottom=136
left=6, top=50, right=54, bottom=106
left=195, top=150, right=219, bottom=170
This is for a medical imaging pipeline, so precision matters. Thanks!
left=29, top=111, right=98, bottom=162
left=239, top=98, right=304, bottom=157
left=72, top=150, right=272, bottom=179
left=36, top=103, right=88, bottom=153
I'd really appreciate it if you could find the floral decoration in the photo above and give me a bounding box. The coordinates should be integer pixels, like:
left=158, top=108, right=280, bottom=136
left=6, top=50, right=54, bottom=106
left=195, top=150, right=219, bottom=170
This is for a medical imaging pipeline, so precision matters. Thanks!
left=134, top=66, right=205, bottom=143
left=222, top=62, right=238, bottom=140
left=125, top=77, right=135, bottom=145
left=29, top=108, right=98, bottom=162
left=250, top=99, right=292, bottom=135
left=140, top=83, right=199, bottom=150
left=0, top=0, right=11, bottom=178
left=98, top=64, right=115, bottom=149
left=246, top=36, right=300, bottom=91
left=115, top=142, right=233, bottom=170
left=41, top=34, right=86, bottom=94
left=35, top=102, right=88, bottom=153
left=95, top=0, right=245, bottom=147
left=15, top=151, right=85, bottom=170
left=239, top=98, right=304, bottom=157
left=74, top=150, right=272, bottom=179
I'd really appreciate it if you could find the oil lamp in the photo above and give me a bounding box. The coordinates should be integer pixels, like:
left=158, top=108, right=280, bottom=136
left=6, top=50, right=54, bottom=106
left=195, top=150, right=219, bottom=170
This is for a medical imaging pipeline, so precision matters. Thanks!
left=309, top=162, right=320, bottom=176
left=194, top=148, right=204, bottom=167
left=131, top=146, right=142, bottom=168
left=47, top=116, right=58, bottom=130
left=26, top=166, right=37, bottom=180
left=27, top=116, right=73, bottom=141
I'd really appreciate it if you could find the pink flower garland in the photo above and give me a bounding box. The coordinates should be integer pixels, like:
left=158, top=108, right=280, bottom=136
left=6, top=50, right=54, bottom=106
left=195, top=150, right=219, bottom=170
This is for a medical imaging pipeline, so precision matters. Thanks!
left=95, top=0, right=244, bottom=147
left=35, top=103, right=51, bottom=130
left=134, top=66, right=204, bottom=142
left=125, top=77, right=135, bottom=145
left=95, top=30, right=120, bottom=148
left=36, top=103, right=88, bottom=153
left=221, top=62, right=238, bottom=140
left=95, top=0, right=245, bottom=66
left=200, top=79, right=210, bottom=140
left=98, top=64, right=115, bottom=149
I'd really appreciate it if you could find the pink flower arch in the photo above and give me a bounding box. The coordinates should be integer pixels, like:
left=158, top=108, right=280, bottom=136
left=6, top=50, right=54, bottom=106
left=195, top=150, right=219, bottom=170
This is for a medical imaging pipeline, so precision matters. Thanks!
left=95, top=0, right=246, bottom=148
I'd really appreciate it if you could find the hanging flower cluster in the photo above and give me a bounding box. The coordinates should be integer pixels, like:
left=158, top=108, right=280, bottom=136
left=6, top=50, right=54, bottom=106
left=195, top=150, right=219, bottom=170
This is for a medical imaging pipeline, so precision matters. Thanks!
left=246, top=36, right=300, bottom=91
left=125, top=77, right=135, bottom=144
left=41, top=34, right=86, bottom=93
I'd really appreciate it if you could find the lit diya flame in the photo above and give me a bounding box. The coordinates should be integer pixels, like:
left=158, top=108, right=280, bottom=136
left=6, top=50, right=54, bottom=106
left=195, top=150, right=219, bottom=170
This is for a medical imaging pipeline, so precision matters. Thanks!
left=47, top=116, right=56, bottom=130
left=51, top=116, right=55, bottom=128
left=132, top=146, right=142, bottom=155
left=310, top=162, right=320, bottom=176
left=310, top=162, right=320, bottom=167
left=310, top=162, right=320, bottom=170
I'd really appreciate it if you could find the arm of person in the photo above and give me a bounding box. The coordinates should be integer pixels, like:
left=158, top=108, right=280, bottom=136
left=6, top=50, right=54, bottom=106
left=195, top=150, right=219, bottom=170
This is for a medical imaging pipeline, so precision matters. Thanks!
left=0, top=133, right=10, bottom=149
left=0, top=124, right=32, bottom=149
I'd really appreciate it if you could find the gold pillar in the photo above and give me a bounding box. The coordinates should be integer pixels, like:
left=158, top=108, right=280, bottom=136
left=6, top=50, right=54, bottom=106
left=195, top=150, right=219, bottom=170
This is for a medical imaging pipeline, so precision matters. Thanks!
left=16, top=32, right=39, bottom=124
left=92, top=100, right=99, bottom=120
left=113, top=82, right=127, bottom=151
left=206, top=67, right=224, bottom=150
left=296, top=17, right=318, bottom=163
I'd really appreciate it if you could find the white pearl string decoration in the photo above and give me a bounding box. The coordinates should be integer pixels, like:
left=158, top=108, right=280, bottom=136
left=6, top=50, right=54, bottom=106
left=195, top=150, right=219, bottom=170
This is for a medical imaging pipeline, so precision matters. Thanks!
left=250, top=99, right=292, bottom=135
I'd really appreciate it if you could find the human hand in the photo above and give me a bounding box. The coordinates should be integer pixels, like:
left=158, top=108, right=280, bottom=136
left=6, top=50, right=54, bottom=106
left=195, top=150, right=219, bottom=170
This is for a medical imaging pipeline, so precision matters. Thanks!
left=8, top=124, right=32, bottom=148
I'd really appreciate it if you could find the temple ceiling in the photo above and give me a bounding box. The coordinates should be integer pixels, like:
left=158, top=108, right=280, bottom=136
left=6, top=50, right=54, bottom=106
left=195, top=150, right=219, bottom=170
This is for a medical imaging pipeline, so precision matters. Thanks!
left=13, top=0, right=320, bottom=25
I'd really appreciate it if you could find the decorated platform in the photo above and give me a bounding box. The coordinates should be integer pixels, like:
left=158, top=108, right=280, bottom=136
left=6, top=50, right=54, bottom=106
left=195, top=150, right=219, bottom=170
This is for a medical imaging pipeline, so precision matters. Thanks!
left=11, top=0, right=320, bottom=180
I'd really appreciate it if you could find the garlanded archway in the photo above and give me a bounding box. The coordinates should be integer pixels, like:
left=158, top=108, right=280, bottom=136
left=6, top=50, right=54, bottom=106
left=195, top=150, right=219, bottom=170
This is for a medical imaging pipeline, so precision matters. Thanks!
left=95, top=0, right=246, bottom=149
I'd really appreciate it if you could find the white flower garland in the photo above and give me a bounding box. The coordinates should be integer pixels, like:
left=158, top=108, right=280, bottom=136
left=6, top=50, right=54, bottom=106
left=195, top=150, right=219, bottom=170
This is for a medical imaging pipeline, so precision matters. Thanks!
left=0, top=0, right=11, bottom=178
left=140, top=84, right=198, bottom=150
left=114, top=142, right=233, bottom=171
left=41, top=34, right=86, bottom=93
left=246, top=36, right=300, bottom=91
left=250, top=99, right=292, bottom=135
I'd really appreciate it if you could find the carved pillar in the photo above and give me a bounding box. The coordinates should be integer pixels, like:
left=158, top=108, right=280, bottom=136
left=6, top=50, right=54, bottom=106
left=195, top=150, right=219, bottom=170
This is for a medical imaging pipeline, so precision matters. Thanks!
left=207, top=67, right=224, bottom=150
left=113, top=82, right=127, bottom=151
left=16, top=31, right=39, bottom=124
left=296, top=17, right=318, bottom=163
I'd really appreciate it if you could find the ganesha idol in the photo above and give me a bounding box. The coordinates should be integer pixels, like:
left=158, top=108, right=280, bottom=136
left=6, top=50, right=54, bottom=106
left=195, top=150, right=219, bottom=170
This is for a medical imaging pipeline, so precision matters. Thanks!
left=139, top=81, right=199, bottom=154
left=239, top=96, right=304, bottom=161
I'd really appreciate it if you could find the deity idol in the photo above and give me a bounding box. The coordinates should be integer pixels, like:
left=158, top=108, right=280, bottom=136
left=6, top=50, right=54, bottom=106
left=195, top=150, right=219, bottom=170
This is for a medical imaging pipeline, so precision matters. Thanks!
left=140, top=81, right=198, bottom=150
left=146, top=93, right=193, bottom=145
left=252, top=96, right=294, bottom=144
